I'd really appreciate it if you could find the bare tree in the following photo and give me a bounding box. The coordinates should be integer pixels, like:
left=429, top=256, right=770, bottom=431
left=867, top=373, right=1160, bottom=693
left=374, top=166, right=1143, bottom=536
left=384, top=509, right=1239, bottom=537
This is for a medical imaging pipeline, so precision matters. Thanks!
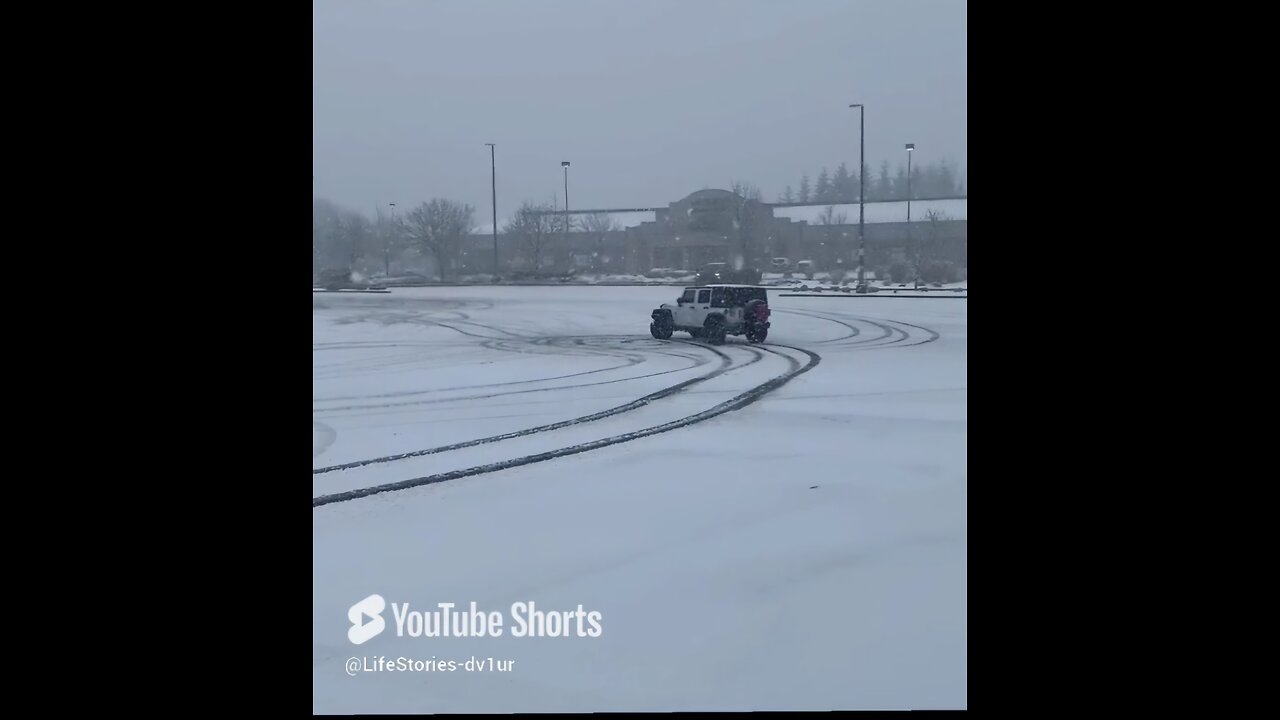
left=504, top=201, right=559, bottom=271
left=313, top=198, right=345, bottom=272
left=730, top=181, right=763, bottom=202
left=338, top=211, right=370, bottom=271
left=909, top=209, right=949, bottom=283
left=730, top=181, right=765, bottom=267
left=817, top=205, right=848, bottom=226
left=816, top=206, right=849, bottom=279
left=403, top=199, right=475, bottom=280
left=578, top=212, right=617, bottom=235
left=578, top=213, right=618, bottom=272
left=374, top=207, right=407, bottom=277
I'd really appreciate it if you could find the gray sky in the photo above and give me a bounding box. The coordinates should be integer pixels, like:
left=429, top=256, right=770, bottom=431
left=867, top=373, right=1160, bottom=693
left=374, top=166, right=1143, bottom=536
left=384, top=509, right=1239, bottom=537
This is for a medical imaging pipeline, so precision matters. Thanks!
left=313, top=0, right=966, bottom=223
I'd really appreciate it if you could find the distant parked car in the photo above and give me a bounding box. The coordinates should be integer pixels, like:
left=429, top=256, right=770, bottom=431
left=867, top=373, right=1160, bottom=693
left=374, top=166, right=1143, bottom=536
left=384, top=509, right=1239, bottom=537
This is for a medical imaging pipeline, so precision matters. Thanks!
left=317, top=268, right=351, bottom=290
left=694, top=263, right=762, bottom=285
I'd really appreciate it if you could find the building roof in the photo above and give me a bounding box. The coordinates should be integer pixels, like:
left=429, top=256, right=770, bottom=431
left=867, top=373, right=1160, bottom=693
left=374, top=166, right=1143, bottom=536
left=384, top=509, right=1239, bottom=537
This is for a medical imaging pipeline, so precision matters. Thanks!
left=474, top=210, right=657, bottom=236
left=772, top=198, right=966, bottom=225
left=470, top=196, right=965, bottom=235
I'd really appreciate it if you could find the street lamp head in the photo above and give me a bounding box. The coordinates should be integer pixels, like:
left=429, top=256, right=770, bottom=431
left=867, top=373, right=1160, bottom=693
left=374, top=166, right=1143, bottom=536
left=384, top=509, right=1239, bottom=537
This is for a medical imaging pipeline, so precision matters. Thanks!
left=561, top=161, right=571, bottom=167
left=849, top=103, right=862, bottom=108
left=906, top=143, right=915, bottom=151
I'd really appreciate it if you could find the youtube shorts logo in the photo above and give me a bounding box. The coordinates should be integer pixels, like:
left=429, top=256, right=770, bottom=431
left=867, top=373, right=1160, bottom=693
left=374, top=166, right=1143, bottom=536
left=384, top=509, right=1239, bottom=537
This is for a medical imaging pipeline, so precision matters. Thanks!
left=348, top=594, right=386, bottom=645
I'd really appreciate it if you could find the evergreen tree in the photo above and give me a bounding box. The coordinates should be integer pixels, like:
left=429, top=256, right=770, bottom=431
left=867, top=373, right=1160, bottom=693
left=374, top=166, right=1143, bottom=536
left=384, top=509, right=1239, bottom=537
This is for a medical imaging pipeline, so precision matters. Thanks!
left=920, top=162, right=941, bottom=198
left=876, top=161, right=892, bottom=201
left=938, top=160, right=958, bottom=196
left=799, top=174, right=811, bottom=204
left=814, top=168, right=832, bottom=204
left=834, top=162, right=853, bottom=203
left=893, top=164, right=909, bottom=200
left=780, top=186, right=796, bottom=203
left=909, top=162, right=924, bottom=200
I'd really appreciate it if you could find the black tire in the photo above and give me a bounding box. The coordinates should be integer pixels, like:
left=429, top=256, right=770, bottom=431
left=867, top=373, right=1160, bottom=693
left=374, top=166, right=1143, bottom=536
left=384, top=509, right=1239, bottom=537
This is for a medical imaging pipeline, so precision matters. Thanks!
left=650, top=321, right=673, bottom=340
left=704, top=316, right=727, bottom=345
left=746, top=326, right=767, bottom=343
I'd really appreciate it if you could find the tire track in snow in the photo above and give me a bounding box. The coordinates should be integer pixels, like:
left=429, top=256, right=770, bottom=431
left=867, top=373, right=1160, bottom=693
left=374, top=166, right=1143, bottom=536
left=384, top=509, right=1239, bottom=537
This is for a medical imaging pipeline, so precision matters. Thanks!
left=313, top=340, right=759, bottom=473
left=313, top=336, right=719, bottom=414
left=773, top=308, right=938, bottom=350
left=312, top=343, right=819, bottom=507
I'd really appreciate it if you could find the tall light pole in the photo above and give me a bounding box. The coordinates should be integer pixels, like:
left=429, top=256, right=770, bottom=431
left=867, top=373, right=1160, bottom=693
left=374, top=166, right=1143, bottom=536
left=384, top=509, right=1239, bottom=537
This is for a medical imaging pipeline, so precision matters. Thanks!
left=561, top=161, right=571, bottom=251
left=485, top=144, right=498, bottom=279
left=386, top=202, right=396, bottom=277
left=906, top=143, right=915, bottom=288
left=849, top=104, right=866, bottom=291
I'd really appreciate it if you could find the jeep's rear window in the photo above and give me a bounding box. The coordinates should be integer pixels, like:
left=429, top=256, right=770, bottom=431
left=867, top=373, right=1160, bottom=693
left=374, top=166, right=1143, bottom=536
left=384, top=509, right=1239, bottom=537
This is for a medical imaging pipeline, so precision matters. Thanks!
left=697, top=289, right=711, bottom=303
left=711, top=287, right=767, bottom=308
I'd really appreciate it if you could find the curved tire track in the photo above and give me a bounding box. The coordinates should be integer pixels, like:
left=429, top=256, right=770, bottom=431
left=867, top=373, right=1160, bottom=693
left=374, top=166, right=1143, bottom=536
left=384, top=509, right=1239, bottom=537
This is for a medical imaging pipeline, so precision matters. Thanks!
left=314, top=336, right=721, bottom=413
left=313, top=343, right=819, bottom=507
left=313, top=355, right=645, bottom=403
left=775, top=308, right=938, bottom=350
left=314, top=340, right=765, bottom=473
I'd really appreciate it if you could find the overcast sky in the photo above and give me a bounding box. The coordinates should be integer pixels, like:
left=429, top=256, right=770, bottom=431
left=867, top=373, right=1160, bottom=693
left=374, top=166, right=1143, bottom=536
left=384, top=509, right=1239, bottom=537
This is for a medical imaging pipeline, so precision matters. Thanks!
left=313, top=0, right=966, bottom=223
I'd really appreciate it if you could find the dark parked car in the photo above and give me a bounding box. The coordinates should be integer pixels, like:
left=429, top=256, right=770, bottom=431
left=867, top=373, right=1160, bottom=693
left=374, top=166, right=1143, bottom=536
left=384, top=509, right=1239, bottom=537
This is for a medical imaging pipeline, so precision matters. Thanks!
left=693, top=263, right=762, bottom=285
left=317, top=268, right=352, bottom=290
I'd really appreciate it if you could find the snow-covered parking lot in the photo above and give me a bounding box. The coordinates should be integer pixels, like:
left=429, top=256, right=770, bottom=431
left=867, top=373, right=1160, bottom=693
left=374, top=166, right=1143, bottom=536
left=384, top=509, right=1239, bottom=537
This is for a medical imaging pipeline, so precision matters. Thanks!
left=313, top=285, right=966, bottom=712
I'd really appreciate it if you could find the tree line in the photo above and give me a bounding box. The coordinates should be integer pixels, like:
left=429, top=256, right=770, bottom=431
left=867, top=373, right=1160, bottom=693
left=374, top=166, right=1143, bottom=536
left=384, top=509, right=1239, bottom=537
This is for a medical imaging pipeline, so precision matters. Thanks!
left=778, top=159, right=963, bottom=204
left=313, top=197, right=620, bottom=279
left=313, top=197, right=474, bottom=279
left=312, top=160, right=963, bottom=279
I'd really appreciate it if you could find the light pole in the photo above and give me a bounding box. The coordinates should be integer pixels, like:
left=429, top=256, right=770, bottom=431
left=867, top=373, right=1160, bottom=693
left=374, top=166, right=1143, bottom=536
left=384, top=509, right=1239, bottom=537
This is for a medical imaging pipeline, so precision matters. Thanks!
left=485, top=144, right=498, bottom=279
left=561, top=161, right=571, bottom=252
left=386, top=202, right=396, bottom=277
left=906, top=143, right=917, bottom=287
left=849, top=104, right=866, bottom=291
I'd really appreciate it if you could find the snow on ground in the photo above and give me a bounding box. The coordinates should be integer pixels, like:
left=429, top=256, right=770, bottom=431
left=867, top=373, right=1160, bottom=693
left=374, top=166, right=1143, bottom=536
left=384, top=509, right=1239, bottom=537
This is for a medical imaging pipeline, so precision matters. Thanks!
left=313, top=286, right=967, bottom=712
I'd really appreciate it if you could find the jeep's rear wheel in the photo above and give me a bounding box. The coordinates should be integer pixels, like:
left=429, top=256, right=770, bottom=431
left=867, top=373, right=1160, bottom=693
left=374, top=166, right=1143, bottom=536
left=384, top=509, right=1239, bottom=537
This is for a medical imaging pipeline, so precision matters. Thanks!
left=746, top=326, right=767, bottom=343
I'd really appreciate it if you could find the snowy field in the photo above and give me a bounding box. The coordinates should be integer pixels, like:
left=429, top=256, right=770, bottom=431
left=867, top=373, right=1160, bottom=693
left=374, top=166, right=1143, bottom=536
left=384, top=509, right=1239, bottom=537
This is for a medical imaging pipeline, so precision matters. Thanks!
left=313, top=286, right=967, bottom=712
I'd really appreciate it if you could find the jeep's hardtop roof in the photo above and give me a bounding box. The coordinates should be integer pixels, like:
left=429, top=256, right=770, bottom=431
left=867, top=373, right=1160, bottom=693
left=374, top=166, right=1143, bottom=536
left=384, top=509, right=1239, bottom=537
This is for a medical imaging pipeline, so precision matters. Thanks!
left=683, top=284, right=766, bottom=289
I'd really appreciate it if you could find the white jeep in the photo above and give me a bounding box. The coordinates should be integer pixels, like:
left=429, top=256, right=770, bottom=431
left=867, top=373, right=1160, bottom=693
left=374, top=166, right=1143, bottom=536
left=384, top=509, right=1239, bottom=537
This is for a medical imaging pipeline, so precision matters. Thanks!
left=649, top=284, right=771, bottom=344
